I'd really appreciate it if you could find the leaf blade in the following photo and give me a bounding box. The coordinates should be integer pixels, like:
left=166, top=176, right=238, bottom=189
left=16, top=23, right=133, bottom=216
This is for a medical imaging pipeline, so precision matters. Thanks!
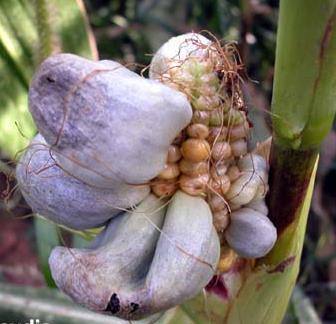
left=0, top=0, right=97, bottom=158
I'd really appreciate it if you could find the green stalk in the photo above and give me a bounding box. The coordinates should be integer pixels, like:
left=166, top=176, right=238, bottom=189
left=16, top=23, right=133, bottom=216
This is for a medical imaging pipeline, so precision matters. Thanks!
left=271, top=1, right=336, bottom=151
left=266, top=0, right=336, bottom=264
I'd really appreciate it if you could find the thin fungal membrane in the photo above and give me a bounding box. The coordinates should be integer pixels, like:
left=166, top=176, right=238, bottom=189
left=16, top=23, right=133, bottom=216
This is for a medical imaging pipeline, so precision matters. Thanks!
left=16, top=32, right=277, bottom=320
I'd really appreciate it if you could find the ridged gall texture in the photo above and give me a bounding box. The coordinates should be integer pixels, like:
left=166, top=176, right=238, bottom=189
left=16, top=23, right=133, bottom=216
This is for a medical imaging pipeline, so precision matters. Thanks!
left=49, top=192, right=220, bottom=320
left=16, top=134, right=149, bottom=230
left=29, top=54, right=192, bottom=188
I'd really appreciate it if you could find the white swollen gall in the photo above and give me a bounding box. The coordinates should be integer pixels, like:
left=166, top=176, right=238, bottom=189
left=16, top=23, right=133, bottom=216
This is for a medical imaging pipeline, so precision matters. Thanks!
left=225, top=172, right=262, bottom=205
left=16, top=134, right=149, bottom=230
left=49, top=192, right=220, bottom=320
left=49, top=195, right=166, bottom=318
left=29, top=54, right=192, bottom=189
left=246, top=199, right=269, bottom=215
left=237, top=153, right=268, bottom=174
left=226, top=153, right=268, bottom=206
left=225, top=207, right=277, bottom=258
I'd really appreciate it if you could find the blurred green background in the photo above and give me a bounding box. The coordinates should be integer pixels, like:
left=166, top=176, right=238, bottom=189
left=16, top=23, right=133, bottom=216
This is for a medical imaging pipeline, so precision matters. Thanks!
left=0, top=0, right=335, bottom=322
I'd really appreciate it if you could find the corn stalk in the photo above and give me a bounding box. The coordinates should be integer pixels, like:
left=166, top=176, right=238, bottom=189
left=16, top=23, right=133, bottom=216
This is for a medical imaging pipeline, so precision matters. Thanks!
left=267, top=0, right=336, bottom=264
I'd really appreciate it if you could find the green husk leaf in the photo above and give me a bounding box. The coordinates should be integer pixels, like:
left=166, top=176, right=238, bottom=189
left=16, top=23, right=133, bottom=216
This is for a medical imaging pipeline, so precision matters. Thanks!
left=226, top=160, right=316, bottom=323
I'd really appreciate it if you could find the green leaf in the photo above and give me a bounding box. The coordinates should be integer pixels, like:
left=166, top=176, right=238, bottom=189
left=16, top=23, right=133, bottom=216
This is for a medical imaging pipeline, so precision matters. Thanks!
left=34, top=216, right=60, bottom=288
left=0, top=282, right=198, bottom=323
left=226, top=162, right=316, bottom=323
left=0, top=282, right=164, bottom=323
left=0, top=0, right=97, bottom=158
left=291, top=286, right=321, bottom=324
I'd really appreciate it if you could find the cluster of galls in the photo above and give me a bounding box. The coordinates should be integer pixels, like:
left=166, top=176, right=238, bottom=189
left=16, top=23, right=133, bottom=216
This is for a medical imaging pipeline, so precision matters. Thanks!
left=15, top=32, right=277, bottom=320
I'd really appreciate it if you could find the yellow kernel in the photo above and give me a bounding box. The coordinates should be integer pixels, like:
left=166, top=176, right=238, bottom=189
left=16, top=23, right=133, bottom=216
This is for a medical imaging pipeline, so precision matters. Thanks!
left=223, top=109, right=245, bottom=125
left=227, top=165, right=240, bottom=182
left=208, top=126, right=228, bottom=144
left=209, top=194, right=228, bottom=212
left=151, top=180, right=177, bottom=198
left=187, top=123, right=209, bottom=139
left=213, top=209, right=230, bottom=232
left=193, top=96, right=211, bottom=111
left=181, top=139, right=210, bottom=162
left=220, top=175, right=231, bottom=195
left=228, top=121, right=250, bottom=140
left=217, top=247, right=237, bottom=272
left=208, top=178, right=222, bottom=195
left=179, top=159, right=208, bottom=176
left=198, top=94, right=221, bottom=110
left=211, top=142, right=232, bottom=161
left=209, top=110, right=223, bottom=126
left=192, top=111, right=210, bottom=125
left=210, top=163, right=228, bottom=178
left=202, top=85, right=218, bottom=97
left=208, top=174, right=230, bottom=195
left=179, top=174, right=209, bottom=196
left=231, top=139, right=247, bottom=157
left=158, top=163, right=180, bottom=180
left=167, top=145, right=182, bottom=163
left=210, top=95, right=221, bottom=108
